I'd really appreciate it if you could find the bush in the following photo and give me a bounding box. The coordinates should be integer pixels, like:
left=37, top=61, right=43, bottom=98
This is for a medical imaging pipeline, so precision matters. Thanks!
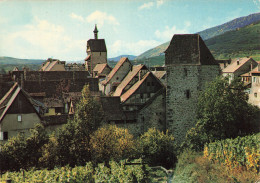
left=0, top=124, right=47, bottom=172
left=90, top=125, right=136, bottom=164
left=138, top=128, right=176, bottom=168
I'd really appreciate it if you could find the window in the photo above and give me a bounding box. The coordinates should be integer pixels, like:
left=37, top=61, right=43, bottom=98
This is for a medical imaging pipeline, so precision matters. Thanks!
left=3, top=132, right=8, bottom=140
left=151, top=82, right=155, bottom=86
left=184, top=68, right=188, bottom=77
left=254, top=93, right=257, bottom=98
left=18, top=115, right=22, bottom=122
left=253, top=77, right=256, bottom=82
left=147, top=82, right=150, bottom=86
left=185, top=90, right=191, bottom=99
left=140, top=93, right=143, bottom=99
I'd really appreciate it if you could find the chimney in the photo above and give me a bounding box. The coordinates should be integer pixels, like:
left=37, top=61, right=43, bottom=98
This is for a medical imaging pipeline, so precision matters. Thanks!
left=237, top=59, right=240, bottom=65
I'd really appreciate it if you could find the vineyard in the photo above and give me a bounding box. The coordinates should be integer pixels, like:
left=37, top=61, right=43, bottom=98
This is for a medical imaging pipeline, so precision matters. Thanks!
left=0, top=159, right=168, bottom=183
left=204, top=133, right=260, bottom=172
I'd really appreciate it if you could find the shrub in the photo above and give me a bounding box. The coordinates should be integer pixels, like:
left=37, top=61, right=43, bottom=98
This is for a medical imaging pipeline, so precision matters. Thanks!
left=90, top=125, right=136, bottom=164
left=138, top=128, right=176, bottom=168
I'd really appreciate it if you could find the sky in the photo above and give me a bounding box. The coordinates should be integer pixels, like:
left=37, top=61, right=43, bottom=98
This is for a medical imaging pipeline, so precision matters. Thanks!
left=0, top=0, right=259, bottom=61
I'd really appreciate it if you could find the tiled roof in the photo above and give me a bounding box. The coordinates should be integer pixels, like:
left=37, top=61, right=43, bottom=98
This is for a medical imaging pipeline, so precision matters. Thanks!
left=113, top=64, right=146, bottom=96
left=87, top=39, right=107, bottom=52
left=121, top=72, right=151, bottom=103
left=222, top=57, right=253, bottom=73
left=152, top=71, right=166, bottom=80
left=101, top=57, right=131, bottom=85
left=0, top=83, right=41, bottom=122
left=93, top=63, right=109, bottom=74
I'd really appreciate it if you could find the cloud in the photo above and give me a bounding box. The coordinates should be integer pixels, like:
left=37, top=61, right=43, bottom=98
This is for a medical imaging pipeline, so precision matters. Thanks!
left=0, top=17, right=85, bottom=60
left=157, top=0, right=164, bottom=7
left=70, top=13, right=84, bottom=22
left=86, top=11, right=119, bottom=27
left=155, top=25, right=188, bottom=41
left=109, top=39, right=160, bottom=57
left=138, top=0, right=164, bottom=10
left=138, top=2, right=154, bottom=10
left=253, top=0, right=260, bottom=9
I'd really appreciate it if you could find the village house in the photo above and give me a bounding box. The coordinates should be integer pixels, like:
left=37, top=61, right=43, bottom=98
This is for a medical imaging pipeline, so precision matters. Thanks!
left=0, top=83, right=44, bottom=143
left=93, top=63, right=112, bottom=79
left=100, top=57, right=132, bottom=95
left=248, top=63, right=260, bottom=108
left=222, top=57, right=258, bottom=83
left=165, top=34, right=220, bottom=144
left=40, top=58, right=66, bottom=71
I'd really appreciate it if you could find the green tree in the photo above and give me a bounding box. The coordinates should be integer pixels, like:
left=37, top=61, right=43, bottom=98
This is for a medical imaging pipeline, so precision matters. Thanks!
left=90, top=125, right=136, bottom=165
left=183, top=77, right=259, bottom=151
left=0, top=124, right=47, bottom=171
left=138, top=128, right=176, bottom=168
left=55, top=84, right=104, bottom=166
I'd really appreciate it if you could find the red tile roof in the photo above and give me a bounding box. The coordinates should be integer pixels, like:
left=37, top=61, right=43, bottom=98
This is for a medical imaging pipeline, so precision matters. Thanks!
left=101, top=57, right=131, bottom=85
left=113, top=64, right=146, bottom=96
left=222, top=57, right=253, bottom=73
left=120, top=72, right=151, bottom=103
left=93, top=63, right=109, bottom=74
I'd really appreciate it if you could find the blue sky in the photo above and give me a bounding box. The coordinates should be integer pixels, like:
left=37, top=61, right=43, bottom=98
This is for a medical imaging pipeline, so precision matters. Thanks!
left=0, top=0, right=259, bottom=60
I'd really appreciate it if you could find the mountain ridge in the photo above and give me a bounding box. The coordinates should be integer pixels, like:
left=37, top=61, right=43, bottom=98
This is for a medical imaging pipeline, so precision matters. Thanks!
left=135, top=12, right=260, bottom=60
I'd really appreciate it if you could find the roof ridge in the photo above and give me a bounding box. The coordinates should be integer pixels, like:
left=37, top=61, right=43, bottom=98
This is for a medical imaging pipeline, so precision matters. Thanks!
left=114, top=64, right=145, bottom=96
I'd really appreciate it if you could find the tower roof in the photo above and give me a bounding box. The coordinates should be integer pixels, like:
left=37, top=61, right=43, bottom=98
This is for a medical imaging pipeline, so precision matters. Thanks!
left=165, top=34, right=218, bottom=65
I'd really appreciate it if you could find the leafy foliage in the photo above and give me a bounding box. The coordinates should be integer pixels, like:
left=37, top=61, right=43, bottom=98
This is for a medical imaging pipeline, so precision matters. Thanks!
left=1, top=160, right=150, bottom=183
left=90, top=125, right=136, bottom=165
left=204, top=133, right=260, bottom=172
left=183, top=77, right=259, bottom=151
left=40, top=85, right=104, bottom=167
left=138, top=128, right=176, bottom=168
left=0, top=124, right=48, bottom=172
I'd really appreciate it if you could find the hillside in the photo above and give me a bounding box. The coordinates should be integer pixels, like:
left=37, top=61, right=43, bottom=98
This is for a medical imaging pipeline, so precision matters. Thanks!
left=0, top=57, right=44, bottom=64
left=0, top=57, right=45, bottom=73
left=135, top=12, right=260, bottom=60
left=108, top=55, right=136, bottom=62
left=135, top=21, right=260, bottom=66
left=205, top=21, right=260, bottom=60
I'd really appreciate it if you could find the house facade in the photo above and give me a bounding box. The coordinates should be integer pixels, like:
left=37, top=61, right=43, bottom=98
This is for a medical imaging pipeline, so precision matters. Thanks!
left=0, top=83, right=42, bottom=143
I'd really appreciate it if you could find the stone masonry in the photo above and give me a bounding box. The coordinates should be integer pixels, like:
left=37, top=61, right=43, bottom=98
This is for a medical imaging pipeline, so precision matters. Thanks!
left=165, top=34, right=220, bottom=145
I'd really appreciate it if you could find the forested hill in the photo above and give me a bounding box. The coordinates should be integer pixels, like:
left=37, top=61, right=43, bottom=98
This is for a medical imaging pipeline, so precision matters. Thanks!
left=135, top=12, right=260, bottom=60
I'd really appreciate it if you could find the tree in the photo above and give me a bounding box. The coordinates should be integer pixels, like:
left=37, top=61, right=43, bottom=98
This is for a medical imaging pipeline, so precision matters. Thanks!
left=0, top=124, right=47, bottom=172
left=55, top=84, right=104, bottom=166
left=138, top=128, right=176, bottom=169
left=183, top=77, right=259, bottom=151
left=90, top=125, right=136, bottom=165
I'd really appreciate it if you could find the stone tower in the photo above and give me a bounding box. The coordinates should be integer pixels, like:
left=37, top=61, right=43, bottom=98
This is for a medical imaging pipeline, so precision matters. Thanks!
left=165, top=34, right=220, bottom=144
left=85, top=25, right=107, bottom=75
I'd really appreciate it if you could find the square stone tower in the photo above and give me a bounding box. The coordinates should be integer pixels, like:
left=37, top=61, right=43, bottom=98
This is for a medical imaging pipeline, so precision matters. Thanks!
left=85, top=25, right=107, bottom=75
left=165, top=34, right=220, bottom=144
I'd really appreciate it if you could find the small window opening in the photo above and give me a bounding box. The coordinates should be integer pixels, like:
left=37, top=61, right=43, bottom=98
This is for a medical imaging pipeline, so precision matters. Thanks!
left=185, top=90, right=190, bottom=99
left=3, top=132, right=8, bottom=140
left=254, top=93, right=257, bottom=98
left=184, top=68, right=188, bottom=77
left=18, top=115, right=22, bottom=122
left=140, top=93, right=143, bottom=99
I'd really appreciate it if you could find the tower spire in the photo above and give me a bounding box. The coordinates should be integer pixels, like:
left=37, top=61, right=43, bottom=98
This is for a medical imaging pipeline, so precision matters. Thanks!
left=93, top=24, right=98, bottom=39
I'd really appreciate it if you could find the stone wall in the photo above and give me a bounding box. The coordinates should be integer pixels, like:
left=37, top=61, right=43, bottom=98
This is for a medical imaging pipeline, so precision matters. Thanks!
left=166, top=65, right=220, bottom=144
